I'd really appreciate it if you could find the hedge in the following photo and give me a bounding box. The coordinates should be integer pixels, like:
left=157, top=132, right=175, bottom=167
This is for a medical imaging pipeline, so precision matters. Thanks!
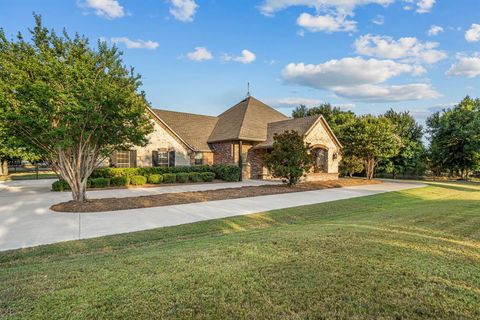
left=147, top=174, right=163, bottom=184
left=111, top=176, right=130, bottom=187
left=163, top=173, right=177, bottom=183
left=211, top=165, right=241, bottom=182
left=52, top=180, right=70, bottom=191
left=189, top=172, right=201, bottom=183
left=90, top=178, right=110, bottom=188
left=200, top=172, right=215, bottom=182
left=176, top=172, right=189, bottom=183
left=130, top=175, right=147, bottom=186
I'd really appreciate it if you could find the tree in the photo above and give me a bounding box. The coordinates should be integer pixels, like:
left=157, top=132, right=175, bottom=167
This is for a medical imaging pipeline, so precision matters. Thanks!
left=426, top=96, right=480, bottom=179
left=0, top=16, right=153, bottom=201
left=343, top=115, right=401, bottom=180
left=262, top=130, right=312, bottom=186
left=341, top=155, right=364, bottom=178
left=382, top=109, right=425, bottom=178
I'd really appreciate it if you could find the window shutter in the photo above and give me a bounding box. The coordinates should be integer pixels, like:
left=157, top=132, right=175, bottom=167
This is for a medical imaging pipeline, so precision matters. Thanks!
left=168, top=151, right=176, bottom=167
left=152, top=151, right=159, bottom=167
left=129, top=150, right=137, bottom=168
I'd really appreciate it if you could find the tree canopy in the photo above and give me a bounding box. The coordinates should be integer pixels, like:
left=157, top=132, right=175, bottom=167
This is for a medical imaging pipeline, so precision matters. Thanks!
left=0, top=15, right=153, bottom=200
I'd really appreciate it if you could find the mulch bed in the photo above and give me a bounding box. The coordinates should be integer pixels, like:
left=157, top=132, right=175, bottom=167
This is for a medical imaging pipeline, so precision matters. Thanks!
left=51, top=178, right=381, bottom=213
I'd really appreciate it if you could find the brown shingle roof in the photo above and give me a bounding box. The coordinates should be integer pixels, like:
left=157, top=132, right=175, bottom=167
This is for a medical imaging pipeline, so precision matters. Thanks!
left=208, top=96, right=288, bottom=143
left=152, top=109, right=218, bottom=152
left=254, top=115, right=323, bottom=149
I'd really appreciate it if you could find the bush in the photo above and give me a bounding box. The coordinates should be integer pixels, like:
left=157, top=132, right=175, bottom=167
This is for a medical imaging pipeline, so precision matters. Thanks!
left=130, top=175, right=147, bottom=186
left=91, top=168, right=139, bottom=179
left=200, top=172, right=215, bottom=182
left=189, top=172, right=201, bottom=182
left=176, top=172, right=189, bottom=183
left=52, top=180, right=70, bottom=192
left=89, top=178, right=111, bottom=188
left=211, top=165, right=241, bottom=182
left=163, top=173, right=176, bottom=183
left=111, top=176, right=130, bottom=187
left=147, top=174, right=163, bottom=184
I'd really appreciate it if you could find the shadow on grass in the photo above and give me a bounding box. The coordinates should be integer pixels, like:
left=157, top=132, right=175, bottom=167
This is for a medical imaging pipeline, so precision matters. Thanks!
left=423, top=181, right=480, bottom=193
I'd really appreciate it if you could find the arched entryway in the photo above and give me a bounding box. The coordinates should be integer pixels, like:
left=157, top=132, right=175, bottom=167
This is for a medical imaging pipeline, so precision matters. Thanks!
left=312, top=146, right=329, bottom=173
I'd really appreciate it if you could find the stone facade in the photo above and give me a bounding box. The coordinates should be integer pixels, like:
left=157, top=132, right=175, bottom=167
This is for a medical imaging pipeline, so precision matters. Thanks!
left=304, top=121, right=341, bottom=174
left=211, top=142, right=235, bottom=165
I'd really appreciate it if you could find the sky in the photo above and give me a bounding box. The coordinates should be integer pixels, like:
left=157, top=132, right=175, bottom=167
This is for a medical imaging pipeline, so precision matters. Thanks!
left=0, top=0, right=479, bottom=123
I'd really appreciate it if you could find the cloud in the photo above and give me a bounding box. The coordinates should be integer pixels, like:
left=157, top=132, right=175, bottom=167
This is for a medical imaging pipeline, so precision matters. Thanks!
left=222, top=49, right=256, bottom=64
left=297, top=13, right=356, bottom=33
left=427, top=25, right=444, bottom=36
left=169, top=0, right=198, bottom=22
left=110, top=37, right=159, bottom=49
left=372, top=15, right=385, bottom=25
left=465, top=24, right=480, bottom=42
left=403, top=0, right=436, bottom=13
left=446, top=53, right=480, bottom=78
left=186, top=47, right=213, bottom=61
left=333, top=83, right=440, bottom=102
left=281, top=57, right=439, bottom=102
left=354, top=34, right=447, bottom=64
left=259, top=0, right=393, bottom=34
left=271, top=97, right=324, bottom=108
left=80, top=0, right=124, bottom=19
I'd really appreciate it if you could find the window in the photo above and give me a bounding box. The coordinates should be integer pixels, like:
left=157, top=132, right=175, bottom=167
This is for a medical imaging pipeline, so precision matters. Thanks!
left=116, top=151, right=130, bottom=168
left=158, top=151, right=169, bottom=167
left=313, top=148, right=328, bottom=173
left=194, top=153, right=203, bottom=165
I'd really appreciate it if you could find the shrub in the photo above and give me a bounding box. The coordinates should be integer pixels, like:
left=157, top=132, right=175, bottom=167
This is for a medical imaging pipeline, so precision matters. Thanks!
left=147, top=174, right=163, bottom=184
left=91, top=167, right=139, bottom=179
left=176, top=172, right=189, bottom=183
left=189, top=172, right=201, bottom=182
left=163, top=173, right=176, bottom=183
left=52, top=180, right=70, bottom=192
left=211, top=165, right=241, bottom=182
left=89, top=178, right=111, bottom=188
left=200, top=172, right=215, bottom=182
left=130, top=175, right=147, bottom=186
left=111, top=176, right=130, bottom=187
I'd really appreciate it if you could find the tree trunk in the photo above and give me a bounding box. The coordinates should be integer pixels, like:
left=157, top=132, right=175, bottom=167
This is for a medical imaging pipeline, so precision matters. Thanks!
left=0, top=159, right=8, bottom=176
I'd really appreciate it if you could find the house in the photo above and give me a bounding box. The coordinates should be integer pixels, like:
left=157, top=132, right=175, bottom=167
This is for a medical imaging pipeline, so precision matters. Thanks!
left=109, top=96, right=342, bottom=181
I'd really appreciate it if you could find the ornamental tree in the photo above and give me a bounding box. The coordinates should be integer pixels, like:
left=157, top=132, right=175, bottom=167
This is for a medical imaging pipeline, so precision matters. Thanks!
left=262, top=130, right=312, bottom=186
left=342, top=115, right=401, bottom=180
left=0, top=16, right=153, bottom=201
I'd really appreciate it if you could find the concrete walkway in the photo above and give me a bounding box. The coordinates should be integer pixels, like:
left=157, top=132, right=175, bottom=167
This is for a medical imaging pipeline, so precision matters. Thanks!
left=0, top=179, right=425, bottom=251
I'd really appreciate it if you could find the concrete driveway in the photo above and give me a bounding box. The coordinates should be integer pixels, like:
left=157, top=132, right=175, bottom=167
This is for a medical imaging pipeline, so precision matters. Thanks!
left=0, top=179, right=425, bottom=251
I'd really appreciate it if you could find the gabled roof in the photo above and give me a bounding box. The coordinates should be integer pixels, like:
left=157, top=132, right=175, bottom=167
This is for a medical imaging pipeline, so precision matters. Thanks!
left=207, top=96, right=288, bottom=143
left=152, top=109, right=218, bottom=152
left=254, top=115, right=343, bottom=149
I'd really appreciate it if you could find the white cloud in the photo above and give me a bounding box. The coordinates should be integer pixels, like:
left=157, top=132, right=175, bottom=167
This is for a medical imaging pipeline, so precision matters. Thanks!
left=403, top=0, right=436, bottom=14
left=372, top=15, right=385, bottom=25
left=111, top=37, right=159, bottom=49
left=186, top=47, right=213, bottom=61
left=333, top=83, right=440, bottom=102
left=271, top=97, right=324, bottom=108
left=465, top=24, right=480, bottom=42
left=281, top=57, right=439, bottom=102
left=222, top=49, right=256, bottom=64
left=169, top=0, right=198, bottom=22
left=354, top=34, right=447, bottom=64
left=446, top=53, right=480, bottom=78
left=297, top=13, right=356, bottom=33
left=427, top=25, right=444, bottom=36
left=81, top=0, right=124, bottom=19
left=259, top=0, right=393, bottom=16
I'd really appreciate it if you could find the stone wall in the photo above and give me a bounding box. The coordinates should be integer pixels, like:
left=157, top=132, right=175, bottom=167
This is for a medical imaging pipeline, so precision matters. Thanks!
left=211, top=142, right=235, bottom=165
left=304, top=121, right=341, bottom=174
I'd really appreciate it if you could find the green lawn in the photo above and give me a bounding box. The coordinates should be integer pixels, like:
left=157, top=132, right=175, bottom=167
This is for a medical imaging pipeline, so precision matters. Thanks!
left=1, top=182, right=479, bottom=319
left=0, top=172, right=57, bottom=181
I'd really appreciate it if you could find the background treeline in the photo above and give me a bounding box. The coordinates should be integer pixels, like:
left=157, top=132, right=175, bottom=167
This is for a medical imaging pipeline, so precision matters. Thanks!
left=292, top=96, right=480, bottom=180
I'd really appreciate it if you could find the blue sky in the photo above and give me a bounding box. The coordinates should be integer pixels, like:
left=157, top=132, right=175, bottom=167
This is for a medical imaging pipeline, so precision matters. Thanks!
left=1, top=0, right=479, bottom=122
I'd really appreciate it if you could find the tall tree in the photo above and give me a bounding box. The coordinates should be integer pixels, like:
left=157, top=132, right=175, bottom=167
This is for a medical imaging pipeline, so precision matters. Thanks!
left=0, top=16, right=153, bottom=201
left=342, top=115, right=401, bottom=179
left=382, top=109, right=425, bottom=178
left=262, top=130, right=312, bottom=186
left=426, top=96, right=480, bottom=179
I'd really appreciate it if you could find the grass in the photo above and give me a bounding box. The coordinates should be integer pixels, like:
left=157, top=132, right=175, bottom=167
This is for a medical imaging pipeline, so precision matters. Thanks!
left=0, top=172, right=57, bottom=181
left=1, top=181, right=479, bottom=319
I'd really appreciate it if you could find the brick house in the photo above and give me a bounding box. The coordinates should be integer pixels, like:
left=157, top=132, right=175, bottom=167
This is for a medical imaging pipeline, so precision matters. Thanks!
left=109, top=96, right=342, bottom=181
